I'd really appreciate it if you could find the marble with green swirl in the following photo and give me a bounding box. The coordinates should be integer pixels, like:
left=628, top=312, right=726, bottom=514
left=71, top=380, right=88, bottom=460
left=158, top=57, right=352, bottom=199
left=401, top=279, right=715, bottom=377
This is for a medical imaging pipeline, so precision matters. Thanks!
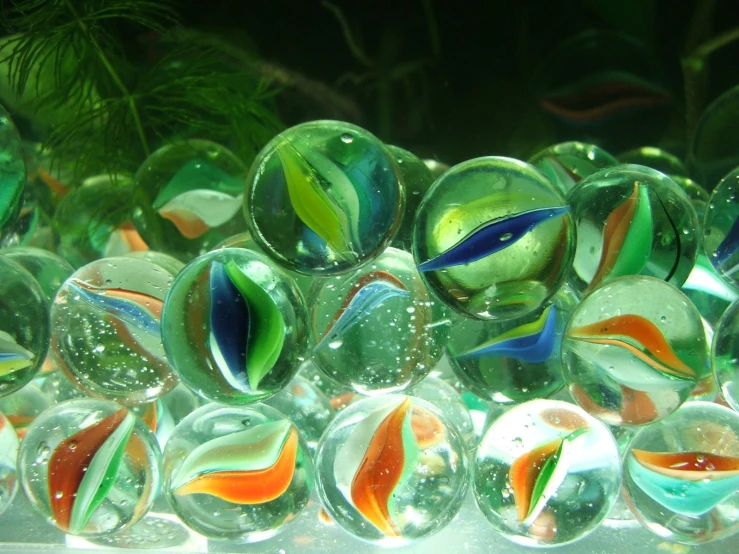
left=161, top=248, right=308, bottom=404
left=244, top=120, right=404, bottom=276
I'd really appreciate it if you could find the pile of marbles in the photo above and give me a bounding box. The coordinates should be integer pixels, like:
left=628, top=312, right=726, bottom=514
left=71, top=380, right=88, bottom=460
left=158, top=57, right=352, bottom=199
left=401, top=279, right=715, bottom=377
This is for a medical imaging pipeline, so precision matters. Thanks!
left=1, top=99, right=739, bottom=551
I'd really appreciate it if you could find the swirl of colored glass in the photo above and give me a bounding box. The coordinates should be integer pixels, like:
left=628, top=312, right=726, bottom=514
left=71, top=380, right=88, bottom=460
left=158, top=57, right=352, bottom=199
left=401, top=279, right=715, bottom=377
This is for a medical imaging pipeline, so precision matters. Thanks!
left=561, top=276, right=709, bottom=426
left=473, top=399, right=621, bottom=547
left=133, top=140, right=248, bottom=261
left=623, top=402, right=739, bottom=544
left=703, top=166, right=739, bottom=289
left=51, top=257, right=178, bottom=405
left=163, top=403, right=313, bottom=542
left=413, top=156, right=574, bottom=320
left=53, top=175, right=149, bottom=267
left=0, top=411, right=20, bottom=515
left=0, top=103, right=27, bottom=242
left=245, top=120, right=404, bottom=275
left=448, top=286, right=577, bottom=405
left=315, top=395, right=469, bottom=545
left=528, top=141, right=618, bottom=195
left=161, top=248, right=308, bottom=404
left=567, top=164, right=699, bottom=296
left=0, top=256, right=50, bottom=397
left=309, top=247, right=451, bottom=395
left=18, top=399, right=161, bottom=536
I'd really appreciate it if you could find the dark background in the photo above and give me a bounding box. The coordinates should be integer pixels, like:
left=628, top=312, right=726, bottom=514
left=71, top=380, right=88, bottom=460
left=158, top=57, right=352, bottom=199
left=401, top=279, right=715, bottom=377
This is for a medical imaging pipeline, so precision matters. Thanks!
left=173, top=0, right=739, bottom=164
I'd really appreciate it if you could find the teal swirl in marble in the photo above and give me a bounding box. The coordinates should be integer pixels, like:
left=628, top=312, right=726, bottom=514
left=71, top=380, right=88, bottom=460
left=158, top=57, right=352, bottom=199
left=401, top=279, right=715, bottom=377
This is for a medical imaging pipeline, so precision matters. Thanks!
left=0, top=330, right=34, bottom=377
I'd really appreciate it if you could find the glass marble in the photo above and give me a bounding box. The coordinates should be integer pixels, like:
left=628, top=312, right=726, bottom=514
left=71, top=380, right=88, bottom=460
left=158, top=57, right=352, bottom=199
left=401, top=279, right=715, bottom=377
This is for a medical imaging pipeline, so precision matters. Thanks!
left=245, top=120, right=404, bottom=275
left=18, top=399, right=161, bottom=536
left=163, top=403, right=313, bottom=542
left=448, top=286, right=577, bottom=405
left=712, top=299, right=739, bottom=413
left=53, top=175, right=147, bottom=267
left=672, top=175, right=710, bottom=220
left=0, top=383, right=51, bottom=440
left=408, top=375, right=476, bottom=449
left=133, top=140, right=248, bottom=261
left=703, top=166, right=739, bottom=288
left=623, top=402, right=739, bottom=544
left=0, top=411, right=19, bottom=515
left=562, top=276, right=710, bottom=426
left=315, top=395, right=469, bottom=546
left=689, top=84, right=739, bottom=190
left=51, top=257, right=178, bottom=405
left=2, top=246, right=74, bottom=302
left=386, top=145, right=435, bottom=250
left=161, top=248, right=308, bottom=405
left=528, top=141, right=618, bottom=195
left=37, top=369, right=86, bottom=404
left=310, top=247, right=451, bottom=394
left=413, top=156, right=574, bottom=320
left=0, top=102, right=27, bottom=240
left=264, top=375, right=334, bottom=456
left=534, top=30, right=670, bottom=152
left=132, top=384, right=202, bottom=450
left=567, top=164, right=699, bottom=295
left=473, top=399, right=621, bottom=547
left=617, top=146, right=689, bottom=178
left=0, top=256, right=50, bottom=397
left=0, top=183, right=40, bottom=248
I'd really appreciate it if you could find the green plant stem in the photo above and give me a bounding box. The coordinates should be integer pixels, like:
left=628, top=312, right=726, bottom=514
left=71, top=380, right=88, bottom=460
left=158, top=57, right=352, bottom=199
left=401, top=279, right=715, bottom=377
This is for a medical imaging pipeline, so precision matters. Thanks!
left=63, top=0, right=150, bottom=157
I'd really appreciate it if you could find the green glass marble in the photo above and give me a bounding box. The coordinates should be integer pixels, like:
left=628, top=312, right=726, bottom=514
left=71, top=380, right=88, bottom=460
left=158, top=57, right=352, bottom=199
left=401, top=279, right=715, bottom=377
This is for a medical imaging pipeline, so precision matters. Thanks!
left=161, top=248, right=308, bottom=405
left=690, top=84, right=739, bottom=190
left=133, top=140, right=248, bottom=261
left=309, top=247, right=451, bottom=395
left=567, top=164, right=699, bottom=296
left=529, top=141, right=618, bottom=195
left=51, top=257, right=179, bottom=405
left=473, top=399, right=621, bottom=547
left=1, top=246, right=74, bottom=302
left=0, top=256, right=49, bottom=397
left=53, top=175, right=148, bottom=267
left=617, top=146, right=689, bottom=178
left=0, top=103, right=27, bottom=241
left=18, top=399, right=161, bottom=536
left=562, top=276, right=710, bottom=426
left=712, top=300, right=739, bottom=413
left=386, top=145, right=435, bottom=250
left=671, top=175, right=709, bottom=220
left=423, top=159, right=450, bottom=179
left=163, top=403, right=314, bottom=542
left=623, top=402, right=739, bottom=544
left=245, top=120, right=404, bottom=275
left=413, top=156, right=574, bottom=320
left=448, top=286, right=578, bottom=405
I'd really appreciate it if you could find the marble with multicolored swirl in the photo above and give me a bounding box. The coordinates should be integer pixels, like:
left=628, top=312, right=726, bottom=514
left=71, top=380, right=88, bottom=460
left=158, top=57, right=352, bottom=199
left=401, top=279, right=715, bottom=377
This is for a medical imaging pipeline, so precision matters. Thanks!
left=0, top=411, right=20, bottom=515
left=567, top=164, right=698, bottom=296
left=315, top=395, right=469, bottom=545
left=310, top=248, right=451, bottom=395
left=528, top=141, right=618, bottom=195
left=17, top=399, right=161, bottom=536
left=162, top=248, right=308, bottom=405
left=448, top=286, right=577, bottom=404
left=413, top=157, right=574, bottom=321
left=51, top=257, right=178, bottom=405
left=163, top=403, right=313, bottom=542
left=473, top=399, right=621, bottom=547
left=133, top=139, right=249, bottom=261
left=623, top=402, right=739, bottom=544
left=703, top=166, right=739, bottom=289
left=562, top=276, right=709, bottom=426
left=0, top=256, right=50, bottom=398
left=245, top=120, right=404, bottom=276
